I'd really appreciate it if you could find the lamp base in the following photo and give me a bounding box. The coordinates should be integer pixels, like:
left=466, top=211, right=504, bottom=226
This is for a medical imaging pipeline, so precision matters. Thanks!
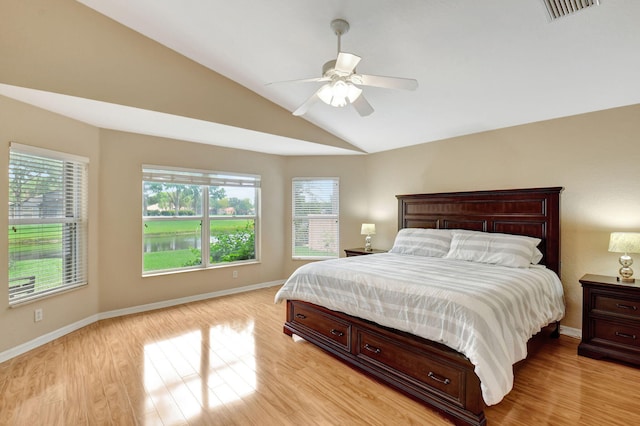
left=618, top=256, right=634, bottom=283
left=364, top=234, right=372, bottom=251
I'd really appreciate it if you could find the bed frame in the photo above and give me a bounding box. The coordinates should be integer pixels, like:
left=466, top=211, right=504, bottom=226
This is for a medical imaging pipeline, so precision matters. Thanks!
left=282, top=187, right=563, bottom=426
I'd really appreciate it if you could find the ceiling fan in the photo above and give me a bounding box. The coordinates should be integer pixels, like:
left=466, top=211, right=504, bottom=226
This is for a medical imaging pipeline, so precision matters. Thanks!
left=269, top=19, right=418, bottom=117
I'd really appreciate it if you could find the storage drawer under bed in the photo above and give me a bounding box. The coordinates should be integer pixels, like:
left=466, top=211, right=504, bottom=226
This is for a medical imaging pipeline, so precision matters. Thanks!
left=355, top=328, right=467, bottom=406
left=288, top=301, right=351, bottom=351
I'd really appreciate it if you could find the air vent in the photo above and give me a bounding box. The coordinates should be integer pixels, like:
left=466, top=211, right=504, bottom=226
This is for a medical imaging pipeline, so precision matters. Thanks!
left=542, top=0, right=600, bottom=20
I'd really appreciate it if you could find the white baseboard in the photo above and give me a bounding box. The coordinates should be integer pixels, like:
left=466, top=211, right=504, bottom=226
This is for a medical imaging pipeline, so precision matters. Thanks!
left=0, top=280, right=284, bottom=364
left=559, top=325, right=582, bottom=339
left=98, top=280, right=284, bottom=320
left=0, top=314, right=100, bottom=364
left=0, top=280, right=583, bottom=364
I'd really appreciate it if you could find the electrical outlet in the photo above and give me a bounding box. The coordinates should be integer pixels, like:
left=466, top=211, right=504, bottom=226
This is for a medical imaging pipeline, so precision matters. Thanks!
left=34, top=308, right=43, bottom=322
left=232, top=270, right=238, bottom=279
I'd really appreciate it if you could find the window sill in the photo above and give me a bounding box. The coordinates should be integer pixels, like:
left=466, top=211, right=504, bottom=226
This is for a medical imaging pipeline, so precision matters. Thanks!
left=9, top=283, right=88, bottom=308
left=292, top=256, right=338, bottom=261
left=142, top=260, right=261, bottom=278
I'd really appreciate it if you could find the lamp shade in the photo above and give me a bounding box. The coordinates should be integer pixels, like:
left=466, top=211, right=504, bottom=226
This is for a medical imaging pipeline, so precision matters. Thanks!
left=361, top=223, right=376, bottom=235
left=608, top=232, right=640, bottom=254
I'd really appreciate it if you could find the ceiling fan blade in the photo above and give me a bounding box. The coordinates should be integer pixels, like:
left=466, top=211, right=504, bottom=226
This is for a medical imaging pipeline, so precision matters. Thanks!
left=335, top=52, right=361, bottom=74
left=266, top=76, right=329, bottom=86
left=293, top=90, right=322, bottom=116
left=352, top=74, right=418, bottom=91
left=351, top=94, right=374, bottom=117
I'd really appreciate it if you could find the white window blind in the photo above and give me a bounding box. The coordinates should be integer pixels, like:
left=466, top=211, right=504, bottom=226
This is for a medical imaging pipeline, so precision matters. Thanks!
left=292, top=178, right=339, bottom=259
left=142, top=166, right=260, bottom=274
left=8, top=143, right=89, bottom=303
left=142, top=166, right=260, bottom=188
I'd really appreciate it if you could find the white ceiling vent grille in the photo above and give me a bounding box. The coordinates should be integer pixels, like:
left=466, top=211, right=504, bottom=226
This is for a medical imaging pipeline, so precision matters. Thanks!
left=543, top=0, right=600, bottom=20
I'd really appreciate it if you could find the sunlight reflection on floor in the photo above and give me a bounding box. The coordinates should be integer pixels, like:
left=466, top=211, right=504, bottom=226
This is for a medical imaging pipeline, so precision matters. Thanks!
left=143, top=322, right=256, bottom=423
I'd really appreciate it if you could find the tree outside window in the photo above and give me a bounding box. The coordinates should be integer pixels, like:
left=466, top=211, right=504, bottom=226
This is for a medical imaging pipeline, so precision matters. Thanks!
left=8, top=143, right=88, bottom=303
left=142, top=167, right=259, bottom=274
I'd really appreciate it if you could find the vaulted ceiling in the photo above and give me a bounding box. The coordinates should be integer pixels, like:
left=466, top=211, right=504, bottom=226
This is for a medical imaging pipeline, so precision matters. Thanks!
left=4, top=1, right=640, bottom=155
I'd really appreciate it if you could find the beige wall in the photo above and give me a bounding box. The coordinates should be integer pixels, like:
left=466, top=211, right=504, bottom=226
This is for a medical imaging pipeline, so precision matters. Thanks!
left=0, top=96, right=101, bottom=351
left=0, top=0, right=357, bottom=152
left=365, top=104, right=640, bottom=329
left=97, top=130, right=287, bottom=312
left=3, top=86, right=640, bottom=355
left=0, top=95, right=367, bottom=354
left=3, top=0, right=640, bottom=356
left=0, top=0, right=365, bottom=355
left=284, top=156, right=368, bottom=276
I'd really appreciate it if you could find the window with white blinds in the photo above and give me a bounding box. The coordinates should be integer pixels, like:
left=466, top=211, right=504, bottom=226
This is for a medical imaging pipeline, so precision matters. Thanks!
left=292, top=177, right=339, bottom=259
left=142, top=166, right=260, bottom=274
left=8, top=143, right=89, bottom=304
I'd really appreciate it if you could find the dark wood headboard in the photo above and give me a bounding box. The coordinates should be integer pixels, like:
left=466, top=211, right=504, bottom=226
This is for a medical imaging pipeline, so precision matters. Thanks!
left=396, top=187, right=563, bottom=274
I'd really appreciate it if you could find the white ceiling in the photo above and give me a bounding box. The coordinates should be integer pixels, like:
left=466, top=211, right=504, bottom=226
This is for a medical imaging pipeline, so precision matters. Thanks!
left=9, top=1, right=640, bottom=155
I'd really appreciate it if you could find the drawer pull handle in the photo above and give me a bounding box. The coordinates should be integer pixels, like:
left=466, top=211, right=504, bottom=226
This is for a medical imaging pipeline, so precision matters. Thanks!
left=428, top=371, right=451, bottom=385
left=364, top=344, right=381, bottom=354
left=616, top=303, right=638, bottom=311
left=295, top=313, right=307, bottom=320
left=615, top=331, right=637, bottom=340
left=330, top=329, right=344, bottom=337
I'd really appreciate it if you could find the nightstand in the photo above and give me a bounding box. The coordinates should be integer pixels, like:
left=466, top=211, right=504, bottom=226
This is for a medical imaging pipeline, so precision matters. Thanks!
left=344, top=247, right=387, bottom=257
left=578, top=274, right=640, bottom=366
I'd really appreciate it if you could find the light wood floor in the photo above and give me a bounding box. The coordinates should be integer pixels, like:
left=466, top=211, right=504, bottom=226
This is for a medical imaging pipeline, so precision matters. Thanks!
left=1, top=285, right=640, bottom=425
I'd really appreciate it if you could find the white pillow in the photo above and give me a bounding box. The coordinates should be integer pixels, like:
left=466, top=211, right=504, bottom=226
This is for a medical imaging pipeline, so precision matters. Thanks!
left=531, top=247, right=543, bottom=264
left=444, top=230, right=541, bottom=268
left=389, top=228, right=452, bottom=258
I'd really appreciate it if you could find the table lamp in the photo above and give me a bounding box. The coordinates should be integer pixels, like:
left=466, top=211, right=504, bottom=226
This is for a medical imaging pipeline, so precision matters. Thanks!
left=361, top=223, right=376, bottom=252
left=608, top=232, right=640, bottom=283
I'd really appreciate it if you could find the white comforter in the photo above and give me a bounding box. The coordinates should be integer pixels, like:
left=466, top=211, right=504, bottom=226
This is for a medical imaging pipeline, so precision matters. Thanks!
left=274, top=253, right=565, bottom=406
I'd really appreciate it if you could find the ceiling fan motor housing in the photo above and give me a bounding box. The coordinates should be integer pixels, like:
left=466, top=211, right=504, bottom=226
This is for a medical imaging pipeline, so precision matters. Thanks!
left=322, top=60, right=337, bottom=76
left=323, top=60, right=354, bottom=79
left=285, top=18, right=416, bottom=117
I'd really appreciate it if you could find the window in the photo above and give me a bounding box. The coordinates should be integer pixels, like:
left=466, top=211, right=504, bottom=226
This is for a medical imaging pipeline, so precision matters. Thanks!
left=8, top=143, right=89, bottom=304
left=292, top=178, right=339, bottom=259
left=142, top=166, right=260, bottom=274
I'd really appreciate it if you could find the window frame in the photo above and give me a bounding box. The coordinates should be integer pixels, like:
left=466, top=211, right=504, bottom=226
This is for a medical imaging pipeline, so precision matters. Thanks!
left=142, top=165, right=260, bottom=276
left=8, top=142, right=89, bottom=305
left=292, top=177, right=340, bottom=260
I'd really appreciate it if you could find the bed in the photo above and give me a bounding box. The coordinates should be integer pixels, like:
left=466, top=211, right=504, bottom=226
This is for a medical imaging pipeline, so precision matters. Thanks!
left=275, top=187, right=564, bottom=426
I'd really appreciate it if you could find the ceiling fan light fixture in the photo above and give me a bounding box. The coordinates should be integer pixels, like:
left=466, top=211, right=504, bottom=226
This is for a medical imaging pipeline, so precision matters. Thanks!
left=318, top=80, right=362, bottom=107
left=272, top=18, right=417, bottom=117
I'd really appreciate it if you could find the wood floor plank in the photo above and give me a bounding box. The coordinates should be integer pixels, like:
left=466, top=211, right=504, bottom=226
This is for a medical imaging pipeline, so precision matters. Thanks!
left=2, top=285, right=640, bottom=425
